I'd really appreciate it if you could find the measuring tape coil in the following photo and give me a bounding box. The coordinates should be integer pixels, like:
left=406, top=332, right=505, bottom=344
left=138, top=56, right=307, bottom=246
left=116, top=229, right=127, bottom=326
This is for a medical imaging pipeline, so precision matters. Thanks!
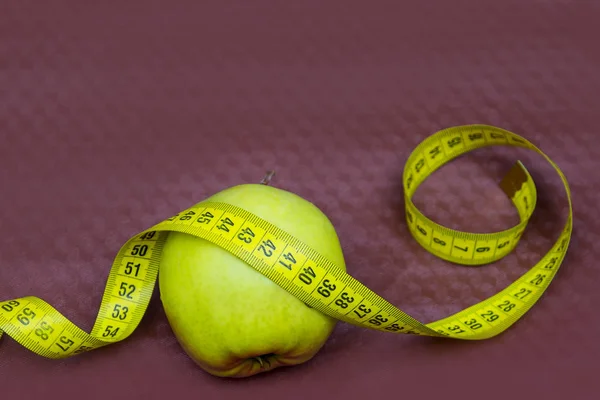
left=0, top=125, right=573, bottom=358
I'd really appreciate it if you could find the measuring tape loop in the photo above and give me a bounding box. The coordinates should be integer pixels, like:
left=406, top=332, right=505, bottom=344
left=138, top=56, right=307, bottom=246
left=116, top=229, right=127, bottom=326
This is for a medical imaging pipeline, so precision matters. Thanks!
left=0, top=125, right=573, bottom=358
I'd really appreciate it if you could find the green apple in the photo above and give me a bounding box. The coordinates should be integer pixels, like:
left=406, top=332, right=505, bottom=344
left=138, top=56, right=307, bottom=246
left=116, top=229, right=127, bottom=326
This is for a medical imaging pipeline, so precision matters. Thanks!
left=158, top=183, right=346, bottom=378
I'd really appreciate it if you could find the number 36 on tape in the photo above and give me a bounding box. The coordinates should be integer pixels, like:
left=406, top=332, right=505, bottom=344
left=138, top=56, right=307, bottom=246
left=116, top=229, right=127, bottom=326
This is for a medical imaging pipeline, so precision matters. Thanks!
left=0, top=125, right=572, bottom=358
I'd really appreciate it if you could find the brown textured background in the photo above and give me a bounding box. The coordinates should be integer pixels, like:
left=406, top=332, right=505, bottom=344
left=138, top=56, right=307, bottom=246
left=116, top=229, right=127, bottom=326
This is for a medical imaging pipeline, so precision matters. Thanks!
left=1, top=1, right=599, bottom=398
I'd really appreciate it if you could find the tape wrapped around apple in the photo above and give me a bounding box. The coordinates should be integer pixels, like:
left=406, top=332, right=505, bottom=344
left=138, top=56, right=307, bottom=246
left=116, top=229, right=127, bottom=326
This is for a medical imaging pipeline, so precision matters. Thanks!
left=158, top=179, right=347, bottom=378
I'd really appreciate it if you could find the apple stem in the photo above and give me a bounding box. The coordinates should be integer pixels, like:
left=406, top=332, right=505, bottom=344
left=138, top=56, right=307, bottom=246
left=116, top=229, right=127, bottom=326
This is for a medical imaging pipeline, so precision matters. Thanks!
left=254, top=355, right=272, bottom=369
left=260, top=170, right=276, bottom=186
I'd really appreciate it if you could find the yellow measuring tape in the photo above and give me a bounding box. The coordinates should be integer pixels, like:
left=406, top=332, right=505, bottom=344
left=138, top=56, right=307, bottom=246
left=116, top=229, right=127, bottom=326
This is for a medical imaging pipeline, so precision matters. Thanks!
left=0, top=124, right=572, bottom=358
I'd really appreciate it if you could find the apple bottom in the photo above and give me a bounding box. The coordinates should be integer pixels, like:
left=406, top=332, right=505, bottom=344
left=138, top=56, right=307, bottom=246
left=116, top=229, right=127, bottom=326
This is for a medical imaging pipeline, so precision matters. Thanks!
left=170, top=323, right=328, bottom=378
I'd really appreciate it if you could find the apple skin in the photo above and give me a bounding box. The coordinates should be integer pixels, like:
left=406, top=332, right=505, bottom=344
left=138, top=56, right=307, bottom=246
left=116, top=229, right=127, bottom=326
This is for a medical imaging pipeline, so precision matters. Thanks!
left=158, top=183, right=347, bottom=378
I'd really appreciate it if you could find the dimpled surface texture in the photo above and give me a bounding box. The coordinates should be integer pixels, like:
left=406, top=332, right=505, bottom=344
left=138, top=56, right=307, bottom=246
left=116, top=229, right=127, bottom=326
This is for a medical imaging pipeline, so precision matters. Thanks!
left=1, top=1, right=599, bottom=399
